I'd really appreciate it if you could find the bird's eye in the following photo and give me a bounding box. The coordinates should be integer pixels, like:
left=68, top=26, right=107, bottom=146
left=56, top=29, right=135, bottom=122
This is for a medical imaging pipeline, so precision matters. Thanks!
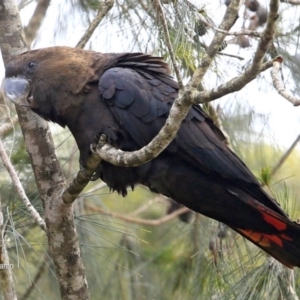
left=27, top=62, right=37, bottom=69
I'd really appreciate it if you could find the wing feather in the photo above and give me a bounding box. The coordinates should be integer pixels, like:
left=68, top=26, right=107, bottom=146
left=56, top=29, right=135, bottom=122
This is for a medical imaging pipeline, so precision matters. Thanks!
left=98, top=67, right=259, bottom=186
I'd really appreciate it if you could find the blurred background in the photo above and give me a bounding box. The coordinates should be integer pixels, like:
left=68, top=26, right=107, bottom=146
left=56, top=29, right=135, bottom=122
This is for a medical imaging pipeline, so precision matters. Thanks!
left=1, top=0, right=300, bottom=299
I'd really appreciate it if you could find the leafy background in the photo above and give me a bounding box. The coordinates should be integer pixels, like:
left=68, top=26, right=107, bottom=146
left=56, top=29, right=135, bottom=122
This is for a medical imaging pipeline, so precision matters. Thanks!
left=1, top=0, right=300, bottom=299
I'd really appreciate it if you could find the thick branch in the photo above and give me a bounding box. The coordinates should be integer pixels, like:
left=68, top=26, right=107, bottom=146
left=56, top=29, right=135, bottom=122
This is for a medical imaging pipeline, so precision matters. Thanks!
left=0, top=1, right=89, bottom=299
left=271, top=59, right=300, bottom=106
left=76, top=0, right=114, bottom=49
left=62, top=153, right=102, bottom=203
left=81, top=1, right=279, bottom=171
left=92, top=90, right=191, bottom=167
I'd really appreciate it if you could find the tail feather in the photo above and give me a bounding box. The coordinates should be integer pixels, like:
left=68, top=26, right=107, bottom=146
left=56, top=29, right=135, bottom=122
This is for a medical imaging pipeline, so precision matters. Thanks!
left=230, top=193, right=300, bottom=268
left=144, top=157, right=300, bottom=268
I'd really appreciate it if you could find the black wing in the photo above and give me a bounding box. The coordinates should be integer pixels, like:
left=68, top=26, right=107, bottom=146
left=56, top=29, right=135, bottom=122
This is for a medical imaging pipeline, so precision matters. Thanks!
left=99, top=67, right=255, bottom=183
left=98, top=65, right=285, bottom=215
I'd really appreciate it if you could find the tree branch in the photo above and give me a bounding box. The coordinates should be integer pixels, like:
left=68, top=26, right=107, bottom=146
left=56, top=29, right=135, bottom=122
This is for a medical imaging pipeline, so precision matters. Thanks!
left=270, top=134, right=300, bottom=178
left=86, top=203, right=190, bottom=226
left=74, top=0, right=280, bottom=173
left=280, top=0, right=300, bottom=4
left=92, top=0, right=241, bottom=167
left=62, top=152, right=102, bottom=203
left=24, top=0, right=51, bottom=47
left=190, top=0, right=279, bottom=104
left=76, top=0, right=114, bottom=49
left=191, top=59, right=274, bottom=104
left=213, top=27, right=262, bottom=37
left=271, top=58, right=300, bottom=106
left=129, top=197, right=161, bottom=216
left=0, top=1, right=89, bottom=298
left=0, top=137, right=46, bottom=230
left=188, top=0, right=242, bottom=89
left=92, top=55, right=272, bottom=168
left=0, top=116, right=18, bottom=137
left=152, top=0, right=183, bottom=89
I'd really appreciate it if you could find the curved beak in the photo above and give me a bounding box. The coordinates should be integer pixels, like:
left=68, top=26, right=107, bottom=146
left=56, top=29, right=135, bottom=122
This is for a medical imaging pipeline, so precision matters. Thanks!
left=3, top=77, right=31, bottom=107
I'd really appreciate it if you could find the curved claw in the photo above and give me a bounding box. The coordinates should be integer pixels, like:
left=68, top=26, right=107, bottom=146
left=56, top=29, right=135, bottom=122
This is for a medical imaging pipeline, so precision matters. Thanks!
left=90, top=170, right=100, bottom=181
left=90, top=134, right=108, bottom=154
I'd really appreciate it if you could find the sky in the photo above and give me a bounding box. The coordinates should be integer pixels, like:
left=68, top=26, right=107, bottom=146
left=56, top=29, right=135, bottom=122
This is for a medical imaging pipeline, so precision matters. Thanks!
left=2, top=0, right=300, bottom=149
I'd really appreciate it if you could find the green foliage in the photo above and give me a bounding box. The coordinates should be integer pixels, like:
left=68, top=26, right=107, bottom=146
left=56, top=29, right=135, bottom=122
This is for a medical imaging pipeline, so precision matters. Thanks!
left=259, top=165, right=272, bottom=187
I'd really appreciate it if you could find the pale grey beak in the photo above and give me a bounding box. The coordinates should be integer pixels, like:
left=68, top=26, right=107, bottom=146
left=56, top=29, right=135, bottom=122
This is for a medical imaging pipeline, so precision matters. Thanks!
left=3, top=77, right=31, bottom=107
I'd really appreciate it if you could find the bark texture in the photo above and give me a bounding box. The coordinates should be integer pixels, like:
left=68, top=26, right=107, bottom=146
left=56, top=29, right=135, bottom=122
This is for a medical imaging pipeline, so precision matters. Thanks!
left=0, top=1, right=89, bottom=299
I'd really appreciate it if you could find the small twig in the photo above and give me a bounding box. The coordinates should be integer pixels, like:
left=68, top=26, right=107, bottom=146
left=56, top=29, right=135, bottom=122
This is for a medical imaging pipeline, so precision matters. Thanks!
left=0, top=195, right=17, bottom=300
left=86, top=203, right=190, bottom=226
left=270, top=134, right=300, bottom=178
left=278, top=267, right=299, bottom=300
left=92, top=132, right=175, bottom=167
left=271, top=58, right=300, bottom=106
left=204, top=102, right=232, bottom=147
left=129, top=196, right=161, bottom=216
left=153, top=0, right=184, bottom=89
left=212, top=27, right=262, bottom=38
left=197, top=40, right=245, bottom=60
left=0, top=116, right=18, bottom=137
left=0, top=138, right=46, bottom=231
left=217, top=51, right=244, bottom=60
left=280, top=0, right=300, bottom=4
left=76, top=0, right=114, bottom=49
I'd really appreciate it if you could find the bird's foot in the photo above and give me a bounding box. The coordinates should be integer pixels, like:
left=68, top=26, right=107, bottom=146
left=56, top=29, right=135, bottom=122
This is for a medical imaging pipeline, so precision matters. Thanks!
left=90, top=169, right=100, bottom=181
left=90, top=133, right=107, bottom=154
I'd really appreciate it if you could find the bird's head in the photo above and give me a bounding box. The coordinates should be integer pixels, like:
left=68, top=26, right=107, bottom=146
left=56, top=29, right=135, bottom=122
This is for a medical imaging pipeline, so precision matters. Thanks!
left=3, top=46, right=114, bottom=125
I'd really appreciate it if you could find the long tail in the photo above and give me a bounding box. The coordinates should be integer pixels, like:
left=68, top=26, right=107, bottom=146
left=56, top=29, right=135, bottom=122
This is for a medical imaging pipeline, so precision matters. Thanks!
left=144, top=156, right=300, bottom=268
